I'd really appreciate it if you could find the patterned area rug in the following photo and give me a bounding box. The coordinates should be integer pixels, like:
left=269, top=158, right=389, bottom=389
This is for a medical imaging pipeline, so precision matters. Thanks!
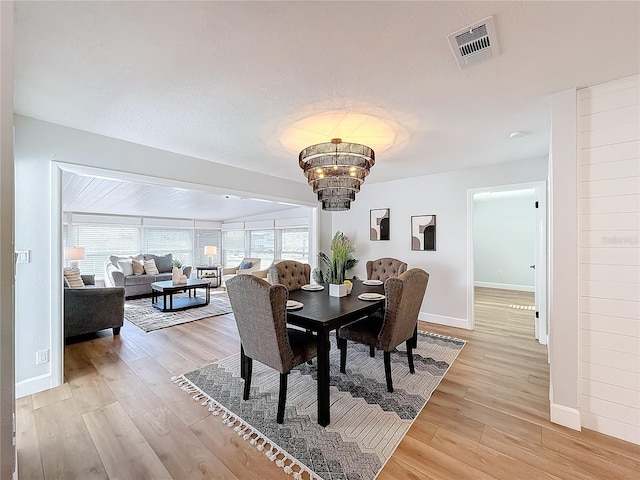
left=173, top=331, right=465, bottom=480
left=124, top=294, right=232, bottom=332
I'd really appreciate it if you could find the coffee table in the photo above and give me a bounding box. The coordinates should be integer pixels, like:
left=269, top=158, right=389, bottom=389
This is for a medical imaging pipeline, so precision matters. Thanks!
left=150, top=279, right=211, bottom=312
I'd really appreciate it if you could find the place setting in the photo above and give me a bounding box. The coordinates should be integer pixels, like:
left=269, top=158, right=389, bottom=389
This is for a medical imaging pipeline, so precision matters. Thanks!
left=301, top=284, right=324, bottom=291
left=357, top=292, right=385, bottom=301
left=362, top=279, right=383, bottom=286
left=286, top=300, right=304, bottom=310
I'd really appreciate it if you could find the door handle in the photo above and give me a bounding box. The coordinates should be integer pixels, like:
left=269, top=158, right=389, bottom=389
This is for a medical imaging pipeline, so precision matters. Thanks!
left=529, top=265, right=535, bottom=269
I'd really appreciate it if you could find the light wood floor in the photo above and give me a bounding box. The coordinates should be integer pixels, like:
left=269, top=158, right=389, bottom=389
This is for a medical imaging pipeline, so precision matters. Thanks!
left=17, top=288, right=640, bottom=479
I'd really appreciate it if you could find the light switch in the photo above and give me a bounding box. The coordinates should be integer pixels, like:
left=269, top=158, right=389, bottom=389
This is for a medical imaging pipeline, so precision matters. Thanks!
left=16, top=250, right=30, bottom=263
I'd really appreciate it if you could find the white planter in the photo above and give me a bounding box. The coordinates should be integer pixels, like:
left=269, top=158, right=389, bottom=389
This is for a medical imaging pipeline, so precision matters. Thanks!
left=172, top=267, right=181, bottom=283
left=329, top=283, right=348, bottom=297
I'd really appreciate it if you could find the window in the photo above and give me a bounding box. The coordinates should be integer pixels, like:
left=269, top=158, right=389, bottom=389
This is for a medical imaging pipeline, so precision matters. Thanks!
left=249, top=230, right=275, bottom=267
left=68, top=224, right=141, bottom=278
left=223, top=230, right=245, bottom=267
left=280, top=227, right=309, bottom=262
left=144, top=228, right=193, bottom=266
left=195, top=229, right=221, bottom=266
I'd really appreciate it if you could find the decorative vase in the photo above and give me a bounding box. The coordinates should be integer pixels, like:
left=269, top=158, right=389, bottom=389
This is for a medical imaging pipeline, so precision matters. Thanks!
left=329, top=283, right=348, bottom=297
left=172, top=267, right=181, bottom=283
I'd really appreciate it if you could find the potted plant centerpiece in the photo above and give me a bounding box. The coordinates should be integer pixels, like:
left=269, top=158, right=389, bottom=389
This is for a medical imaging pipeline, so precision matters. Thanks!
left=172, top=259, right=184, bottom=284
left=313, top=231, right=358, bottom=297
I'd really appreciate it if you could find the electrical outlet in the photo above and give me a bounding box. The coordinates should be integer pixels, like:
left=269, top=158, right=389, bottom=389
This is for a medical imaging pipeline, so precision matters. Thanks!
left=36, top=350, right=49, bottom=365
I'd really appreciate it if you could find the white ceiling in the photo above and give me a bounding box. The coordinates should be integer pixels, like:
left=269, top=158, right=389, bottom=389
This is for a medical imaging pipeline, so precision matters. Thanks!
left=62, top=171, right=300, bottom=221
left=13, top=1, right=640, bottom=219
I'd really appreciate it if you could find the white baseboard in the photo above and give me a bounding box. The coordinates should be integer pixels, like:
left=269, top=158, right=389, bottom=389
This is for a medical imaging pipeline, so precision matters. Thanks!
left=418, top=312, right=470, bottom=330
left=474, top=281, right=535, bottom=292
left=15, top=373, right=55, bottom=398
left=550, top=403, right=582, bottom=431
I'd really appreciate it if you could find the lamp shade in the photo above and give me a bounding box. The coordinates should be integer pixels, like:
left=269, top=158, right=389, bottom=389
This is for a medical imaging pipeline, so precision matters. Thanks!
left=64, top=247, right=86, bottom=261
left=204, top=246, right=217, bottom=256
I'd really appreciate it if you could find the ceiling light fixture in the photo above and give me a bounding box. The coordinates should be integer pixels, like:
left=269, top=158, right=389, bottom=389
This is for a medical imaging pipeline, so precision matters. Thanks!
left=299, top=138, right=375, bottom=211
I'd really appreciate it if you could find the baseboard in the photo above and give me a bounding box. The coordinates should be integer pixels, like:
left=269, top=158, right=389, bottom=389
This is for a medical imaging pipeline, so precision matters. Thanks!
left=550, top=403, right=582, bottom=431
left=474, top=281, right=535, bottom=292
left=15, top=372, right=55, bottom=398
left=418, top=312, right=470, bottom=330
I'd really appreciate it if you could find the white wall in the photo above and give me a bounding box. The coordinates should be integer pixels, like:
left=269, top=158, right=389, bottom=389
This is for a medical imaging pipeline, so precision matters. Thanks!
left=331, top=157, right=548, bottom=329
left=474, top=190, right=536, bottom=291
left=13, top=116, right=316, bottom=397
left=578, top=75, right=640, bottom=444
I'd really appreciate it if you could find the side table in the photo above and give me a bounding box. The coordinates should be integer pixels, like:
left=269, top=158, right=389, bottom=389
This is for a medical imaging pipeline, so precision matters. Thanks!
left=195, top=265, right=222, bottom=288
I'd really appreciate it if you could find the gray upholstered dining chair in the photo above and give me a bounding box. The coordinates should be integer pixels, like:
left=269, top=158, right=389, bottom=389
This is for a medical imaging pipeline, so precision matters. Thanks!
left=267, top=260, right=311, bottom=291
left=337, top=268, right=429, bottom=393
left=225, top=274, right=317, bottom=423
left=366, top=258, right=408, bottom=282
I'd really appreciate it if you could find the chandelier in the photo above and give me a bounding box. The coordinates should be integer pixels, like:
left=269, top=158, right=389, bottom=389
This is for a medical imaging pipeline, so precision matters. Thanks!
left=299, top=138, right=375, bottom=211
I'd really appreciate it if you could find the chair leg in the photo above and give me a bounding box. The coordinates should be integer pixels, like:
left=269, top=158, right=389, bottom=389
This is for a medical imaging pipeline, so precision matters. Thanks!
left=383, top=351, right=393, bottom=393
left=113, top=327, right=121, bottom=336
left=277, top=373, right=288, bottom=424
left=240, top=345, right=246, bottom=379
left=406, top=340, right=415, bottom=374
left=242, top=356, right=252, bottom=400
left=337, top=336, right=347, bottom=373
left=412, top=325, right=418, bottom=349
left=369, top=346, right=375, bottom=357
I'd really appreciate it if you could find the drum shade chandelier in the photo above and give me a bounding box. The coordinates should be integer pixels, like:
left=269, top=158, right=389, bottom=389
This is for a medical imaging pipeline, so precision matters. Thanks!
left=299, top=138, right=375, bottom=211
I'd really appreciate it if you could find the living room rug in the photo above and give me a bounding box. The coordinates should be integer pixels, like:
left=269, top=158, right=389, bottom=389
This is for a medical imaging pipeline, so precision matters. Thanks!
left=172, top=331, right=465, bottom=480
left=124, top=294, right=233, bottom=332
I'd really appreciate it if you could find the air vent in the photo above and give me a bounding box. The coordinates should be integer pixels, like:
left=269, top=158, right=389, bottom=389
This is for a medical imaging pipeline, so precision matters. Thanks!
left=448, top=16, right=499, bottom=69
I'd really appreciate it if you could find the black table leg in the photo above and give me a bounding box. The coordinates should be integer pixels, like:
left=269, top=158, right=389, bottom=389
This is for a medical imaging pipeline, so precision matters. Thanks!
left=317, top=328, right=331, bottom=427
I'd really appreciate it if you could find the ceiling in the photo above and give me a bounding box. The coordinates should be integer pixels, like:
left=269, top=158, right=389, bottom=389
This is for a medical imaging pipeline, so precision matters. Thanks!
left=13, top=1, right=640, bottom=219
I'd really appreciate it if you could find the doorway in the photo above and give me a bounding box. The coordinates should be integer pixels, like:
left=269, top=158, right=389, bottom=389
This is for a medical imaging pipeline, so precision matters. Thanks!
left=467, top=182, right=547, bottom=345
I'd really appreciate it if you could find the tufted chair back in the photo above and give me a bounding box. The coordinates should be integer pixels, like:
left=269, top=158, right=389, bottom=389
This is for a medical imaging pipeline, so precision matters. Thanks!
left=366, top=258, right=408, bottom=282
left=268, top=260, right=311, bottom=291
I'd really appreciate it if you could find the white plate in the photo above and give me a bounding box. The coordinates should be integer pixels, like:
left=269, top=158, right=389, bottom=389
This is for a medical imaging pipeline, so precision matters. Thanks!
left=362, top=280, right=384, bottom=286
left=358, top=293, right=385, bottom=301
left=301, top=284, right=324, bottom=291
left=286, top=300, right=304, bottom=310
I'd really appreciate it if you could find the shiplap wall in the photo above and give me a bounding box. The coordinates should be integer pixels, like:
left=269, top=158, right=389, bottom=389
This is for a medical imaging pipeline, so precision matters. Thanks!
left=578, top=74, right=640, bottom=445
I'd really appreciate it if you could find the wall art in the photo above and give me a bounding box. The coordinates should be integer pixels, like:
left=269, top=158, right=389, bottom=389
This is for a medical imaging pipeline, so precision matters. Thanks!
left=411, top=215, right=436, bottom=251
left=370, top=208, right=390, bottom=241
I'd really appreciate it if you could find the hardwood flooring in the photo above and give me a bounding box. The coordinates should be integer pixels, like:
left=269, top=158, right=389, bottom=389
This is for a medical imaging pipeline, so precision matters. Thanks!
left=17, top=287, right=640, bottom=479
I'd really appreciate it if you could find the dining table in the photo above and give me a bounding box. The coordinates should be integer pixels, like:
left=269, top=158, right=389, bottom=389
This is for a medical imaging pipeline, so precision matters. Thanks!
left=287, top=279, right=385, bottom=427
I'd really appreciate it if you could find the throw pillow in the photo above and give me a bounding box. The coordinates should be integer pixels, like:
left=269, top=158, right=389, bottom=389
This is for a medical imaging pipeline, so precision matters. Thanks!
left=144, top=253, right=173, bottom=273
left=63, top=267, right=85, bottom=289
left=117, top=260, right=134, bottom=277
left=239, top=260, right=253, bottom=270
left=132, top=260, right=145, bottom=276
left=143, top=259, right=159, bottom=275
left=110, top=254, right=131, bottom=267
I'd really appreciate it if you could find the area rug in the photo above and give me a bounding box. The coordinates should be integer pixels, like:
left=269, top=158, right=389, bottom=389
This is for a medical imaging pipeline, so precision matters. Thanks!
left=172, top=331, right=465, bottom=480
left=124, top=295, right=233, bottom=332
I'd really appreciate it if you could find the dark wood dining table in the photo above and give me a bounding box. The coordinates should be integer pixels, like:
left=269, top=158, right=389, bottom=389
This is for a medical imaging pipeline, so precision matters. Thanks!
left=287, top=280, right=385, bottom=427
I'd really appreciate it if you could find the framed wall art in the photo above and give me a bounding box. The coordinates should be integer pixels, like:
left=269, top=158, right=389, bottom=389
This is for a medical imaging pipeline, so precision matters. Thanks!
left=370, top=208, right=390, bottom=241
left=411, top=215, right=436, bottom=251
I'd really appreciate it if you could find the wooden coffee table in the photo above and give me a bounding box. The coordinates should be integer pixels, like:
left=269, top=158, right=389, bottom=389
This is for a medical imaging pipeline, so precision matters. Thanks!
left=150, top=279, right=211, bottom=312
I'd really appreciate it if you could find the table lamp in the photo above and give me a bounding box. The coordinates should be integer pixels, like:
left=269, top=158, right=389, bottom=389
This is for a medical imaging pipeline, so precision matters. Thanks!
left=204, top=245, right=217, bottom=266
left=65, top=246, right=86, bottom=268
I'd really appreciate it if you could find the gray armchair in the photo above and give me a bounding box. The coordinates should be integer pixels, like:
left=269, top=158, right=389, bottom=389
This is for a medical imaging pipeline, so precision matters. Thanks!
left=64, top=275, right=125, bottom=338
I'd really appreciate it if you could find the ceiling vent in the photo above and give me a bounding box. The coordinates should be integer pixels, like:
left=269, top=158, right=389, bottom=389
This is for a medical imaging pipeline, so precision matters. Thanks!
left=448, top=16, right=499, bottom=69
